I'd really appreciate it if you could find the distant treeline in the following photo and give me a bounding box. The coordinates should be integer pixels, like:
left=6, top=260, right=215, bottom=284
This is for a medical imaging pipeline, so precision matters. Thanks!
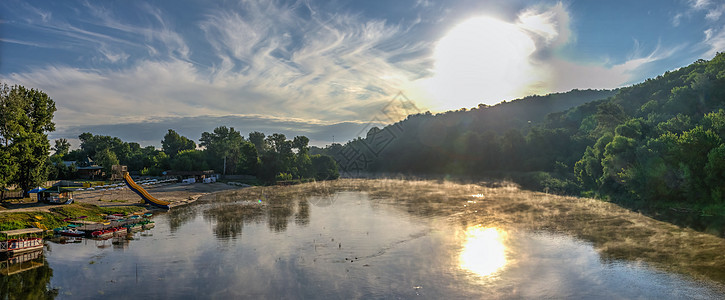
left=52, top=128, right=340, bottom=183
left=1, top=79, right=340, bottom=196
left=314, top=53, right=725, bottom=212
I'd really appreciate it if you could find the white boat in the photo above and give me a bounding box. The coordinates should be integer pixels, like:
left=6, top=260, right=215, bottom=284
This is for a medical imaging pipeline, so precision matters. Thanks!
left=0, top=228, right=44, bottom=256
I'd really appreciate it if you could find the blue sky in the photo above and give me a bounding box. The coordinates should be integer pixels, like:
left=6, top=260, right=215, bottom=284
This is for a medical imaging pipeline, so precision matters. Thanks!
left=1, top=0, right=723, bottom=147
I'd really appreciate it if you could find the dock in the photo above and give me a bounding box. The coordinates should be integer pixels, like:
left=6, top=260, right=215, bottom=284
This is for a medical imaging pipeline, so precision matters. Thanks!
left=67, top=216, right=152, bottom=237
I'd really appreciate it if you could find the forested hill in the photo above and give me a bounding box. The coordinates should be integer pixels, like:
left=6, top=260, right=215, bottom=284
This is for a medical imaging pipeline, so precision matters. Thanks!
left=465, top=89, right=617, bottom=133
left=316, top=52, right=725, bottom=211
left=313, top=88, right=615, bottom=175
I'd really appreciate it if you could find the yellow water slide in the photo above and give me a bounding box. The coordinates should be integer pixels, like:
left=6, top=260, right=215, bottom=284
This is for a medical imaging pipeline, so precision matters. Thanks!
left=123, top=173, right=170, bottom=209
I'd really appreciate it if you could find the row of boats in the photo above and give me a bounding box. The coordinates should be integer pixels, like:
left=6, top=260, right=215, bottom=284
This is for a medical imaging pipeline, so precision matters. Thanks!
left=53, top=213, right=155, bottom=239
left=1, top=213, right=156, bottom=258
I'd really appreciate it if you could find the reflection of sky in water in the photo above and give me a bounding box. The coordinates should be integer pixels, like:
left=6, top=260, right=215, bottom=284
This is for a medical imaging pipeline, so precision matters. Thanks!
left=41, top=192, right=725, bottom=299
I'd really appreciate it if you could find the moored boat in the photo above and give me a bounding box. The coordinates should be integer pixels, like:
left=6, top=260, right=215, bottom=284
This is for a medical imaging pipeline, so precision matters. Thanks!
left=0, top=228, right=45, bottom=256
left=141, top=221, right=155, bottom=230
left=57, top=228, right=84, bottom=237
left=91, top=229, right=114, bottom=239
left=125, top=223, right=143, bottom=233
left=112, top=227, right=128, bottom=237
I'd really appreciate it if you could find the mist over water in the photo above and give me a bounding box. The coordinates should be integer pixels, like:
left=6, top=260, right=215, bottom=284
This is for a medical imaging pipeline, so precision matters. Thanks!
left=27, top=189, right=724, bottom=299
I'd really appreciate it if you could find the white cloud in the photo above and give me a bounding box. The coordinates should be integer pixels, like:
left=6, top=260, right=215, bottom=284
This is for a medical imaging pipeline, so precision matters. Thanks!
left=705, top=3, right=725, bottom=21
left=3, top=0, right=427, bottom=138
left=689, top=0, right=712, bottom=10
left=703, top=26, right=725, bottom=57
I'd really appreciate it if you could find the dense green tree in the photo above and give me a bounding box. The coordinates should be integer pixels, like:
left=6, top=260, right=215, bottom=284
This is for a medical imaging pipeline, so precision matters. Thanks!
left=78, top=133, right=130, bottom=162
left=311, top=154, right=339, bottom=180
left=200, top=126, right=245, bottom=175
left=162, top=129, right=196, bottom=158
left=170, top=149, right=209, bottom=171
left=0, top=84, right=56, bottom=197
left=48, top=155, right=76, bottom=180
left=52, top=138, right=71, bottom=158
left=249, top=131, right=266, bottom=154
left=259, top=133, right=294, bottom=181
left=292, top=136, right=310, bottom=154
left=94, top=147, right=119, bottom=175
left=705, top=144, right=725, bottom=203
left=236, top=141, right=259, bottom=175
left=0, top=145, right=15, bottom=199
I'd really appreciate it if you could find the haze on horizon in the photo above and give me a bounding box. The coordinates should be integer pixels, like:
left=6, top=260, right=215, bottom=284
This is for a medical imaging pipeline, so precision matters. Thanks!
left=1, top=0, right=723, bottom=147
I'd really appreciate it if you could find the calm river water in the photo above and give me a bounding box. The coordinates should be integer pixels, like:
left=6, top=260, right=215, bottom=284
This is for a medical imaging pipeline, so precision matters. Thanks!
left=4, top=191, right=725, bottom=299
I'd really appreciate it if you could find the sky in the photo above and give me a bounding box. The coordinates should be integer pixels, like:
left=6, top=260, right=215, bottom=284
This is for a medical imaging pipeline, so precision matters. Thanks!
left=1, top=0, right=723, bottom=148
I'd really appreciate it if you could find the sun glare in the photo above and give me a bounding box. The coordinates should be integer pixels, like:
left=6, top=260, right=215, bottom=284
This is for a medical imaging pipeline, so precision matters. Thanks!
left=421, top=16, right=541, bottom=111
left=459, top=226, right=507, bottom=278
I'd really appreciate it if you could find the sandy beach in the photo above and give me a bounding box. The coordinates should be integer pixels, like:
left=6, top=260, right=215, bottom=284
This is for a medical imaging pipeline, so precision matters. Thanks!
left=0, top=182, right=245, bottom=213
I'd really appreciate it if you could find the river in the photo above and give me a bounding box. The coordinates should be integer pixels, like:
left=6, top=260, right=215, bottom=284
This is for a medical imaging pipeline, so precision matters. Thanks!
left=2, top=181, right=725, bottom=299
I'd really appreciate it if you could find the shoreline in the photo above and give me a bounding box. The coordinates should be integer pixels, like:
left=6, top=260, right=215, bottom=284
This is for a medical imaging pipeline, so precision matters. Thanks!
left=0, top=182, right=246, bottom=214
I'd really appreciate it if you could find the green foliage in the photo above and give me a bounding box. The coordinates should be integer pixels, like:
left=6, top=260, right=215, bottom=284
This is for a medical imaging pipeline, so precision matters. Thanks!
left=79, top=132, right=129, bottom=162
left=311, top=154, right=339, bottom=180
left=48, top=155, right=76, bottom=180
left=0, top=83, right=56, bottom=197
left=200, top=126, right=248, bottom=175
left=249, top=131, right=266, bottom=153
left=705, top=144, right=725, bottom=203
left=170, top=149, right=209, bottom=171
left=310, top=52, right=725, bottom=214
left=161, top=129, right=196, bottom=158
left=0, top=145, right=16, bottom=192
left=94, top=147, right=119, bottom=174
left=52, top=138, right=70, bottom=157
left=275, top=172, right=293, bottom=181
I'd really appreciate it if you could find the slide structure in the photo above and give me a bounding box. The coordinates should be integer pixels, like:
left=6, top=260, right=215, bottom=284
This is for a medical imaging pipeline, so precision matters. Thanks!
left=123, top=173, right=171, bottom=209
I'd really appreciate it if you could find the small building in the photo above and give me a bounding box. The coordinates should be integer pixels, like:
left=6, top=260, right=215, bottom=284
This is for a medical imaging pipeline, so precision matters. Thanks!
left=75, top=157, right=103, bottom=180
left=110, top=165, right=127, bottom=181
left=38, top=186, right=73, bottom=204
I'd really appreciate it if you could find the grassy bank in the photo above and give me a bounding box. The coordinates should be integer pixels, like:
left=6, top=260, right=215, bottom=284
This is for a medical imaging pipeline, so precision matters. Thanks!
left=0, top=203, right=144, bottom=232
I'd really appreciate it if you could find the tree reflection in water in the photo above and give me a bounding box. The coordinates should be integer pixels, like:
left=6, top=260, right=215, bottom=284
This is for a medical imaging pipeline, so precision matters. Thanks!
left=202, top=193, right=313, bottom=239
left=167, top=204, right=199, bottom=233
left=0, top=252, right=57, bottom=299
left=203, top=204, right=264, bottom=239
left=295, top=198, right=310, bottom=226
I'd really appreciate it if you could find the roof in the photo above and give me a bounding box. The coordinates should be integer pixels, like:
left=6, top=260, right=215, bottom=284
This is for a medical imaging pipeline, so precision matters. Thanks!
left=40, top=186, right=72, bottom=193
left=165, top=170, right=215, bottom=176
left=1, top=228, right=44, bottom=236
left=77, top=166, right=103, bottom=170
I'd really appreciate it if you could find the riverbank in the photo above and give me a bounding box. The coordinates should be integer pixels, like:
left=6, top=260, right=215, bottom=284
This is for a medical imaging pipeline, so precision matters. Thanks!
left=0, top=182, right=246, bottom=231
left=218, top=178, right=725, bottom=285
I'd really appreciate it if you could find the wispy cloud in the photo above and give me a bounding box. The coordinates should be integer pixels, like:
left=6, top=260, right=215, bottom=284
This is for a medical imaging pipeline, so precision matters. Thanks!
left=1, top=0, right=711, bottom=147
left=674, top=0, right=725, bottom=58
left=3, top=0, right=428, bottom=146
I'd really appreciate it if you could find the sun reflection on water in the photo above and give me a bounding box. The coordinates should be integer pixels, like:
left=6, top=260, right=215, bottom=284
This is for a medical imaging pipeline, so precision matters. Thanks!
left=459, top=226, right=507, bottom=278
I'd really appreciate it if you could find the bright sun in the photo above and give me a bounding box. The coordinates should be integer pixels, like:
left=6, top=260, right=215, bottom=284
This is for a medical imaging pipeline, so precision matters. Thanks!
left=421, top=16, right=541, bottom=111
